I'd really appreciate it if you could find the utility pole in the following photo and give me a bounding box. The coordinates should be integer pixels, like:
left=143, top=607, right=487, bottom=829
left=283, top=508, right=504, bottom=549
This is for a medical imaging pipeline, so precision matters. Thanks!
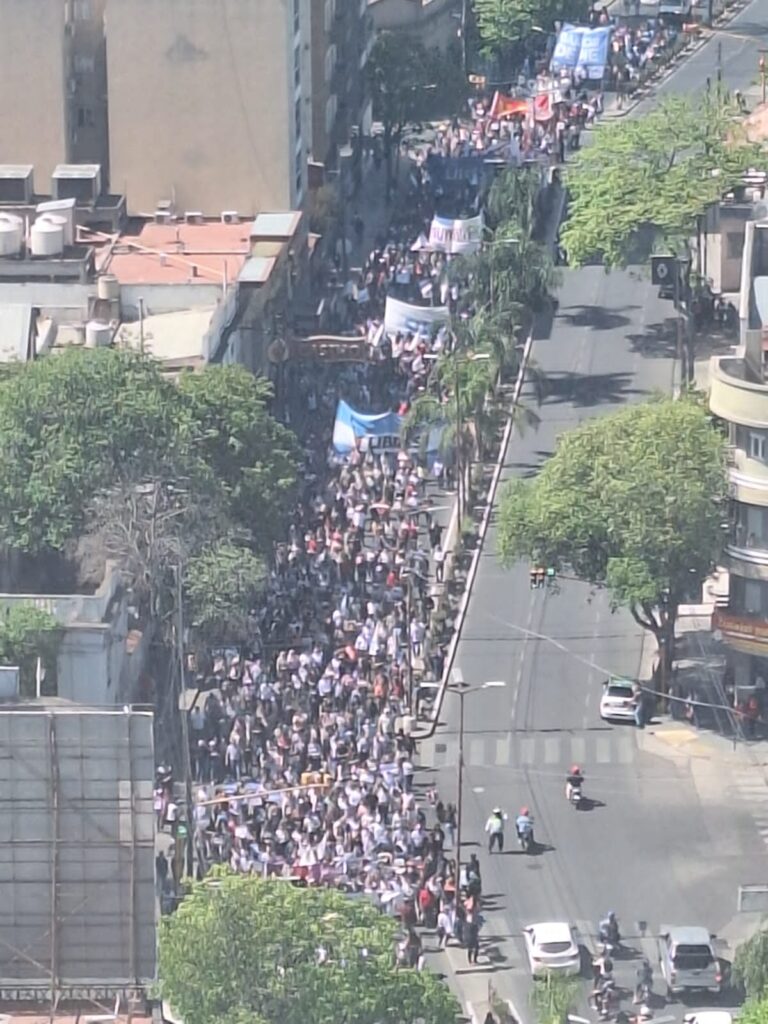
left=455, top=683, right=465, bottom=896
left=175, top=566, right=194, bottom=878
left=405, top=575, right=413, bottom=711
left=454, top=358, right=463, bottom=524
left=674, top=259, right=685, bottom=388
left=461, top=0, right=468, bottom=79
left=761, top=52, right=767, bottom=104
left=450, top=672, right=506, bottom=896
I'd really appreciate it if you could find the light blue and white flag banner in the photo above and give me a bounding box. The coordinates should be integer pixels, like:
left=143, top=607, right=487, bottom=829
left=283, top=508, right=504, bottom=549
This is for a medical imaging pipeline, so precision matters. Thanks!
left=332, top=401, right=404, bottom=455
left=551, top=24, right=612, bottom=79
left=383, top=296, right=450, bottom=337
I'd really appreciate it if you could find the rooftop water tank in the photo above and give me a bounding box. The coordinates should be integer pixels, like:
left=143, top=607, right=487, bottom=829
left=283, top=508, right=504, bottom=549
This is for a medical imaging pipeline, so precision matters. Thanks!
left=85, top=320, right=112, bottom=349
left=30, top=215, right=65, bottom=257
left=97, top=273, right=120, bottom=301
left=0, top=214, right=23, bottom=256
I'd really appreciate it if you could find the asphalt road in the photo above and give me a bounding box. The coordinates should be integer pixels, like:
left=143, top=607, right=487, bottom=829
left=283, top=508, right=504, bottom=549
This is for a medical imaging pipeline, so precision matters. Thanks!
left=420, top=13, right=768, bottom=1022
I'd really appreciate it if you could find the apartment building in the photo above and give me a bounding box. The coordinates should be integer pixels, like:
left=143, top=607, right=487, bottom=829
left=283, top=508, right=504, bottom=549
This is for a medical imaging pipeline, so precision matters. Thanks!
left=0, top=0, right=377, bottom=218
left=0, top=0, right=107, bottom=192
left=310, top=0, right=374, bottom=169
left=106, top=0, right=313, bottom=217
left=710, top=218, right=768, bottom=693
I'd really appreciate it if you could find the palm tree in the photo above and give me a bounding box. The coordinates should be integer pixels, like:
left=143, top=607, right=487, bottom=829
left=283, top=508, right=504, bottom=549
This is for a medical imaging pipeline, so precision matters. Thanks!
left=486, top=166, right=543, bottom=236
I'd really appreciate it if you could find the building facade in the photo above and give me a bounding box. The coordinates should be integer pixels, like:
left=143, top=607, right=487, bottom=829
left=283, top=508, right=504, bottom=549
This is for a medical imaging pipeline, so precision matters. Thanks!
left=710, top=219, right=768, bottom=697
left=0, top=0, right=109, bottom=194
left=107, top=0, right=313, bottom=217
left=310, top=0, right=375, bottom=170
left=0, top=0, right=69, bottom=193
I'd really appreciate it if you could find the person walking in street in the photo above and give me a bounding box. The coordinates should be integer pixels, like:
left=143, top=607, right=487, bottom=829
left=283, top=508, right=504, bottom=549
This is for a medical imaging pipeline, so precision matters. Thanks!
left=465, top=910, right=481, bottom=964
left=632, top=683, right=645, bottom=729
left=484, top=806, right=507, bottom=853
left=434, top=545, right=445, bottom=583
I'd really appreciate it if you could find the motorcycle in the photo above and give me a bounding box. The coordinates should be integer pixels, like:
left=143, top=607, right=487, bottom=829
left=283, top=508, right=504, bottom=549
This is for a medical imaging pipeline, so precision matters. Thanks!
left=592, top=981, right=618, bottom=1021
left=517, top=824, right=534, bottom=853
left=569, top=781, right=583, bottom=808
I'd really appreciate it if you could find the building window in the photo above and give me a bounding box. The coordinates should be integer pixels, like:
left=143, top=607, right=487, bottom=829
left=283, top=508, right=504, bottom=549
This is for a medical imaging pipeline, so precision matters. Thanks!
left=294, top=0, right=300, bottom=34
left=325, top=94, right=337, bottom=135
left=74, top=54, right=95, bottom=73
left=295, top=98, right=302, bottom=144
left=325, top=44, right=336, bottom=84
left=727, top=231, right=744, bottom=259
left=73, top=0, right=90, bottom=19
left=295, top=149, right=303, bottom=197
left=77, top=106, right=94, bottom=127
left=324, top=0, right=333, bottom=32
left=294, top=44, right=301, bottom=88
left=750, top=431, right=767, bottom=461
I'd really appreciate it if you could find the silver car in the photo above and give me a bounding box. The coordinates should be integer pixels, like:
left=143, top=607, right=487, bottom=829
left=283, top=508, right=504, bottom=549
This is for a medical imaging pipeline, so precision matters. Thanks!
left=658, top=925, right=722, bottom=997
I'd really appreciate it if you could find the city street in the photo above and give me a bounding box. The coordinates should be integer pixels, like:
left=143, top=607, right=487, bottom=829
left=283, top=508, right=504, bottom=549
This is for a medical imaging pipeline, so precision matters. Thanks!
left=420, top=8, right=768, bottom=1020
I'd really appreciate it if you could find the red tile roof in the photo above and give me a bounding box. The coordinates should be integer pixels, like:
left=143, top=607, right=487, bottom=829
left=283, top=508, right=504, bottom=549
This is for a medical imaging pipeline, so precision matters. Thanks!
left=102, top=221, right=251, bottom=285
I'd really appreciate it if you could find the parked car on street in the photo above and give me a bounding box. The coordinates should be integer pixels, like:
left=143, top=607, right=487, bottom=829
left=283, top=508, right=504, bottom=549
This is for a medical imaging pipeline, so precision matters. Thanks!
left=524, top=921, right=581, bottom=977
left=600, top=679, right=636, bottom=722
left=658, top=925, right=722, bottom=997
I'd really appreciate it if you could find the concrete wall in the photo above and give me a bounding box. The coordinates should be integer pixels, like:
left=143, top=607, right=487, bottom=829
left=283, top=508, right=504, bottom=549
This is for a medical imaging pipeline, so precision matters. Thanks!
left=107, top=0, right=312, bottom=217
left=0, top=564, right=147, bottom=706
left=0, top=0, right=69, bottom=189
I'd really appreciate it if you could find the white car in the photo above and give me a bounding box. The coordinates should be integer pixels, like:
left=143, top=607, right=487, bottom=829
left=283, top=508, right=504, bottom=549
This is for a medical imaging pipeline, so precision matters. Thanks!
left=600, top=679, right=636, bottom=722
left=523, top=921, right=581, bottom=977
left=684, top=1015, right=733, bottom=1024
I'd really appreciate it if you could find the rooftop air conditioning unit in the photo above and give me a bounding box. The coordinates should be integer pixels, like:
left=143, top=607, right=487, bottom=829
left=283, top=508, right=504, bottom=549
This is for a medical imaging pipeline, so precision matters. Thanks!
left=185, top=211, right=203, bottom=224
left=52, top=163, right=101, bottom=203
left=221, top=211, right=239, bottom=224
left=154, top=209, right=172, bottom=224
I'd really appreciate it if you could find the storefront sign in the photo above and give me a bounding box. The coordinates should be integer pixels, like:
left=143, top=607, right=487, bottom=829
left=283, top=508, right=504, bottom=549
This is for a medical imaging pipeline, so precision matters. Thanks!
left=712, top=608, right=768, bottom=644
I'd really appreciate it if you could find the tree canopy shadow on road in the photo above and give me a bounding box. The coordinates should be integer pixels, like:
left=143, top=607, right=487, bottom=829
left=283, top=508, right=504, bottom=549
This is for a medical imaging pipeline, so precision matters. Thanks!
left=627, top=318, right=677, bottom=360
left=539, top=371, right=640, bottom=407
left=557, top=304, right=639, bottom=332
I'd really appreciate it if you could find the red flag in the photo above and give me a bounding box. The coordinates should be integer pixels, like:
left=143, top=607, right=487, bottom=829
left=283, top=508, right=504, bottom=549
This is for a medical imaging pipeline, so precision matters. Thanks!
left=489, top=91, right=529, bottom=120
left=533, top=93, right=553, bottom=121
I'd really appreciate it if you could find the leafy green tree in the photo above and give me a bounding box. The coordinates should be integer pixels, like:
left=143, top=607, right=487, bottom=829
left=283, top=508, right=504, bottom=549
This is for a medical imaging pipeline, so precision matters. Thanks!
left=177, top=366, right=299, bottom=551
left=367, top=32, right=430, bottom=189
left=530, top=971, right=580, bottom=1024
left=738, top=997, right=768, bottom=1024
left=0, top=603, right=61, bottom=696
left=367, top=33, right=468, bottom=193
left=561, top=94, right=761, bottom=267
left=185, top=540, right=265, bottom=646
left=158, top=871, right=460, bottom=1024
left=474, top=0, right=589, bottom=61
left=498, top=397, right=727, bottom=670
left=735, top=927, right=768, bottom=999
left=0, top=348, right=182, bottom=553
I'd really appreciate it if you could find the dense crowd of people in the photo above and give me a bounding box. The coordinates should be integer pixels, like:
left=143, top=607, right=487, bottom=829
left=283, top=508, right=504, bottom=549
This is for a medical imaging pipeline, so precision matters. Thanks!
left=153, top=69, right=609, bottom=960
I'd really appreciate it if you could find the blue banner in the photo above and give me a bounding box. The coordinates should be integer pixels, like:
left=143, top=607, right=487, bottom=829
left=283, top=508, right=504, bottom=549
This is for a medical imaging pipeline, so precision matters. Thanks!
left=551, top=24, right=612, bottom=79
left=332, top=401, right=404, bottom=455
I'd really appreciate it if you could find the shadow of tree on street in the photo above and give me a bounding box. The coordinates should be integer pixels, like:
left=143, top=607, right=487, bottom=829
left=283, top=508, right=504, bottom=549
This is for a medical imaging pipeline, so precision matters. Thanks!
left=627, top=318, right=677, bottom=360
left=557, top=305, right=638, bottom=332
left=540, top=371, right=640, bottom=407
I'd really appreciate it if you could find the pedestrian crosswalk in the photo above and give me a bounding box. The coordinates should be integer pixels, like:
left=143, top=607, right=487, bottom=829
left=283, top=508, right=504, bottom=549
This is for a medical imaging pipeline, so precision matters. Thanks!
left=418, top=730, right=637, bottom=770
left=731, top=768, right=768, bottom=849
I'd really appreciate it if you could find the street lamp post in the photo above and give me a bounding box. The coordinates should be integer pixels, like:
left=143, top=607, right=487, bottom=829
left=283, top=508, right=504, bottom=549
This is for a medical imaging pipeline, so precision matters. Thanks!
left=450, top=667, right=506, bottom=895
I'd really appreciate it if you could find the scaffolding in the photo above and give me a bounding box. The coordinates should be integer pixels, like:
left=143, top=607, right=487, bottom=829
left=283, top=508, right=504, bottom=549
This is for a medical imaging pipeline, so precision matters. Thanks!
left=0, top=705, right=156, bottom=1004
